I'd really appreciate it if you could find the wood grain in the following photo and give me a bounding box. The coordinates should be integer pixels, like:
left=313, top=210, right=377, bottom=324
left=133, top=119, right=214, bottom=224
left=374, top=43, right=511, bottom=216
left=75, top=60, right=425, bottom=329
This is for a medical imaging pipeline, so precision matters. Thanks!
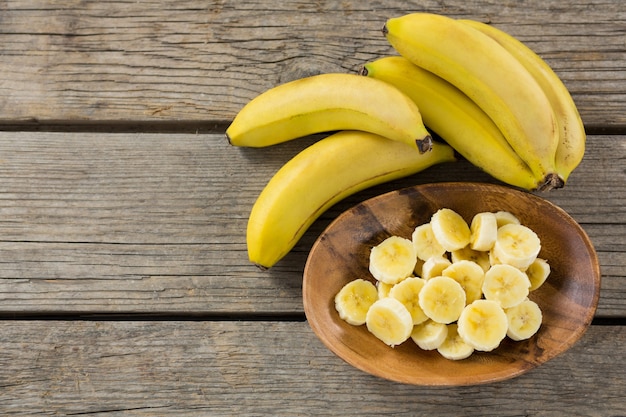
left=0, top=0, right=624, bottom=127
left=0, top=132, right=623, bottom=316
left=0, top=320, right=623, bottom=416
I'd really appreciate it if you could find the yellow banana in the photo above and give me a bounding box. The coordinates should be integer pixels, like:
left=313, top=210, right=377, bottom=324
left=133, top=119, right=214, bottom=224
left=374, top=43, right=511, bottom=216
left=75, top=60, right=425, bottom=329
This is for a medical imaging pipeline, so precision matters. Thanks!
left=226, top=73, right=433, bottom=152
left=459, top=19, right=586, bottom=184
left=383, top=13, right=563, bottom=190
left=247, top=131, right=456, bottom=268
left=361, top=56, right=541, bottom=190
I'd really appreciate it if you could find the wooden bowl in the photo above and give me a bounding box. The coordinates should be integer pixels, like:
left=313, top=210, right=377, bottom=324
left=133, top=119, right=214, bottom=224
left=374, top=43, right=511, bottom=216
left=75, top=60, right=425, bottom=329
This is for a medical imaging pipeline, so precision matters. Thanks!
left=303, top=182, right=600, bottom=386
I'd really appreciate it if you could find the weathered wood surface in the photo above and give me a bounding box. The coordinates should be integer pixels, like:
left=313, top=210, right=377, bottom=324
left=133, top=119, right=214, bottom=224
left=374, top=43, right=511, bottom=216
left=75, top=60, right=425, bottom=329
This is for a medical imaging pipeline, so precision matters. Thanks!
left=0, top=0, right=624, bottom=414
left=0, top=321, right=624, bottom=416
left=0, top=0, right=625, bottom=128
left=0, top=132, right=623, bottom=317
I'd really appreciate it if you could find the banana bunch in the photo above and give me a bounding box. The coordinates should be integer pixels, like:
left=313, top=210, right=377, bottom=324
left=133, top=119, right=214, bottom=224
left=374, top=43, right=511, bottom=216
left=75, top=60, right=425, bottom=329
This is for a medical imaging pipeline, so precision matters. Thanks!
left=227, top=13, right=585, bottom=269
left=227, top=72, right=456, bottom=269
left=378, top=13, right=586, bottom=191
left=335, top=209, right=549, bottom=359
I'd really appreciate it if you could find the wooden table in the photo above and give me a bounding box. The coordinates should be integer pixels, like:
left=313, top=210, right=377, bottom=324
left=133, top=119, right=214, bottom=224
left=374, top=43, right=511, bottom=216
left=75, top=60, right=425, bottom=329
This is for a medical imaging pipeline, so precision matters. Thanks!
left=0, top=1, right=624, bottom=415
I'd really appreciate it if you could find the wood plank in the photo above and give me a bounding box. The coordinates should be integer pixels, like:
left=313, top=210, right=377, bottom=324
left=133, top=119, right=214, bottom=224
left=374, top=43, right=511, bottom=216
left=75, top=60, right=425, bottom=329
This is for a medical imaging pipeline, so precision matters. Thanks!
left=0, top=320, right=623, bottom=416
left=0, top=132, right=623, bottom=316
left=0, top=0, right=624, bottom=127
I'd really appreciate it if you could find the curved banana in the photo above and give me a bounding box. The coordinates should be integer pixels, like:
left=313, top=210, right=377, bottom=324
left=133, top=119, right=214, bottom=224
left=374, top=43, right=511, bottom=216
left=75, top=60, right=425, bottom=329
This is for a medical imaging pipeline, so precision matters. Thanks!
left=226, top=73, right=433, bottom=152
left=459, top=19, right=586, bottom=184
left=247, top=131, right=456, bottom=268
left=383, top=13, right=563, bottom=190
left=361, top=56, right=541, bottom=190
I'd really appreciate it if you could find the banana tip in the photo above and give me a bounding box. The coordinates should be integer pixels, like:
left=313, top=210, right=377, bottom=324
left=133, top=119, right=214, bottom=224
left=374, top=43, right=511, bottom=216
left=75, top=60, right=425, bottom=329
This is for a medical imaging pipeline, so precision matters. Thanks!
left=537, top=173, right=565, bottom=192
left=417, top=135, right=433, bottom=153
left=381, top=23, right=389, bottom=36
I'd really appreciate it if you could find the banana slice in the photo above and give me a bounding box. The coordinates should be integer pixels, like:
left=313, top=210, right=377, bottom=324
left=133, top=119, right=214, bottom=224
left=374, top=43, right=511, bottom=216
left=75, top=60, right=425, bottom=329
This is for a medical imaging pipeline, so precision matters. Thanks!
left=451, top=246, right=491, bottom=272
left=376, top=280, right=394, bottom=299
left=430, top=208, right=471, bottom=252
left=437, top=323, right=474, bottom=360
left=469, top=211, right=498, bottom=251
left=369, top=236, right=418, bottom=284
left=411, top=223, right=446, bottom=261
left=365, top=297, right=414, bottom=347
left=482, top=264, right=531, bottom=308
left=457, top=299, right=508, bottom=351
left=389, top=277, right=429, bottom=325
left=334, top=278, right=379, bottom=326
left=492, top=223, right=541, bottom=270
left=493, top=210, right=521, bottom=228
left=526, top=258, right=551, bottom=291
left=421, top=255, right=452, bottom=280
left=442, top=260, right=485, bottom=304
left=418, top=276, right=466, bottom=324
left=505, top=298, right=543, bottom=341
left=411, top=319, right=448, bottom=350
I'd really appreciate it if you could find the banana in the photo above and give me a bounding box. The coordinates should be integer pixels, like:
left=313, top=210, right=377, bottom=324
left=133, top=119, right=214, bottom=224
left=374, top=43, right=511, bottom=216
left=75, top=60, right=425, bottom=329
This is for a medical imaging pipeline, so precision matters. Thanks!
left=383, top=13, right=563, bottom=190
left=492, top=223, right=542, bottom=270
left=246, top=130, right=455, bottom=268
left=526, top=258, right=551, bottom=291
left=366, top=297, right=414, bottom=347
left=226, top=73, right=433, bottom=152
left=493, top=210, right=521, bottom=228
left=505, top=299, right=543, bottom=341
left=482, top=264, right=531, bottom=308
left=437, top=323, right=474, bottom=360
left=369, top=236, right=418, bottom=285
left=442, top=260, right=485, bottom=305
left=376, top=280, right=394, bottom=299
left=451, top=246, right=491, bottom=273
left=418, top=276, right=466, bottom=324
left=460, top=19, right=586, bottom=184
left=389, top=277, right=429, bottom=325
left=430, top=208, right=471, bottom=252
left=411, top=319, right=449, bottom=350
left=469, top=212, right=498, bottom=251
left=420, top=255, right=452, bottom=280
left=361, top=56, right=540, bottom=190
left=457, top=299, right=509, bottom=351
left=335, top=278, right=379, bottom=326
left=411, top=222, right=446, bottom=262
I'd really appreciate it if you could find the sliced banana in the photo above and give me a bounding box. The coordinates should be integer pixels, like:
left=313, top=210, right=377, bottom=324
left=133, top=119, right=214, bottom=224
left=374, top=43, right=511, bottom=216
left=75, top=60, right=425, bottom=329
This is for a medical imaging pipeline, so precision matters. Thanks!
left=418, top=276, right=466, bottom=324
left=376, top=280, right=394, bottom=299
left=526, top=258, right=551, bottom=291
left=437, top=323, right=474, bottom=360
left=369, top=236, right=417, bottom=284
left=457, top=299, right=508, bottom=351
left=505, top=298, right=543, bottom=341
left=492, top=223, right=541, bottom=270
left=365, top=297, right=414, bottom=347
left=421, top=255, right=452, bottom=280
left=412, top=223, right=446, bottom=261
left=430, top=208, right=471, bottom=252
left=451, top=246, right=491, bottom=272
left=493, top=210, right=521, bottom=228
left=411, top=319, right=448, bottom=350
left=442, top=260, right=485, bottom=304
left=334, top=278, right=379, bottom=326
left=389, top=277, right=429, bottom=325
left=482, top=264, right=531, bottom=308
left=469, top=211, right=498, bottom=251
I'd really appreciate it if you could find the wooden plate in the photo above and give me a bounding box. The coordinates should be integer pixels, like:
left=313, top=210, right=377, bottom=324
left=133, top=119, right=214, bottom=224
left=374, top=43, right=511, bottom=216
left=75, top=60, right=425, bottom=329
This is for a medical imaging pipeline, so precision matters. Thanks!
left=303, top=182, right=600, bottom=386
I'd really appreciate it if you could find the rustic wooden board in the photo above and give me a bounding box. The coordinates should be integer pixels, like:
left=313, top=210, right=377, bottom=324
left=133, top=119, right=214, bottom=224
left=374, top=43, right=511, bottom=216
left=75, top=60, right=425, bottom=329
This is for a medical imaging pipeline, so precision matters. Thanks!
left=0, top=0, right=624, bottom=127
left=0, top=320, right=623, bottom=416
left=0, top=132, right=623, bottom=316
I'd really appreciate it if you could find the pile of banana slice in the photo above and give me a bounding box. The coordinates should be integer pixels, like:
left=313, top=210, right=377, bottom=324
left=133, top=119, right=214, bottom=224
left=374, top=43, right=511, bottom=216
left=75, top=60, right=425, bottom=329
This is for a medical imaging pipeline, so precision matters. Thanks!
left=334, top=209, right=550, bottom=360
